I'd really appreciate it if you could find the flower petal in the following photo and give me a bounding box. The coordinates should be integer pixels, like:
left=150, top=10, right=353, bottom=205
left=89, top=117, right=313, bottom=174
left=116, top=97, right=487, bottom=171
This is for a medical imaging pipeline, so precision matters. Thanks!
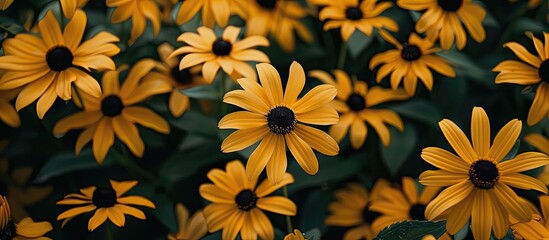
left=487, top=119, right=521, bottom=162
left=438, top=119, right=478, bottom=163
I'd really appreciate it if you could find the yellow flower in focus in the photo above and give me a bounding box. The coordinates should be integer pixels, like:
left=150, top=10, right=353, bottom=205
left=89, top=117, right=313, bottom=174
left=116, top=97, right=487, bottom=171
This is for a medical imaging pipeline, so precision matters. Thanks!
left=419, top=107, right=549, bottom=240
left=175, top=0, right=233, bottom=27
left=398, top=0, right=486, bottom=50
left=170, top=26, right=270, bottom=83
left=57, top=180, right=156, bottom=231
left=0, top=88, right=20, bottom=128
left=107, top=0, right=161, bottom=45
left=219, top=62, right=339, bottom=183
left=284, top=229, right=305, bottom=240
left=318, top=0, right=398, bottom=41
left=309, top=70, right=408, bottom=148
left=0, top=195, right=53, bottom=240
left=167, top=203, right=207, bottom=240
left=0, top=10, right=120, bottom=119
left=199, top=160, right=297, bottom=240
left=53, top=59, right=172, bottom=163
left=512, top=195, right=549, bottom=239
left=60, top=0, right=88, bottom=18
left=0, top=0, right=12, bottom=10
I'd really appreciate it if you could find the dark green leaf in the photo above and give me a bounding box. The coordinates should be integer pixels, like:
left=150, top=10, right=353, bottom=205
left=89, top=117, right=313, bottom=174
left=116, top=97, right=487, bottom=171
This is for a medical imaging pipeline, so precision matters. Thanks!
left=34, top=149, right=113, bottom=183
left=305, top=228, right=322, bottom=240
left=374, top=220, right=447, bottom=240
left=181, top=85, right=220, bottom=100
left=299, top=190, right=333, bottom=231
left=390, top=99, right=443, bottom=126
left=151, top=194, right=177, bottom=232
left=170, top=111, right=219, bottom=137
left=380, top=126, right=417, bottom=176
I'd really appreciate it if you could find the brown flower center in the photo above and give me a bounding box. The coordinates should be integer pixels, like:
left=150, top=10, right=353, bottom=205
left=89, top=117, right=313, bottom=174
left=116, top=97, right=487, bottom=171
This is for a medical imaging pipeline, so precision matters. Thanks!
left=538, top=60, right=549, bottom=83
left=235, top=189, right=257, bottom=211
left=409, top=203, right=427, bottom=220
left=171, top=66, right=194, bottom=85
left=469, top=160, right=499, bottom=189
left=256, top=0, right=277, bottom=9
left=437, top=0, right=463, bottom=12
left=46, top=46, right=73, bottom=71
left=92, top=187, right=117, bottom=208
left=346, top=93, right=366, bottom=111
left=0, top=220, right=16, bottom=240
left=101, top=95, right=124, bottom=117
left=345, top=7, right=363, bottom=20
left=401, top=44, right=422, bottom=61
left=212, top=39, right=232, bottom=56
left=267, top=106, right=297, bottom=135
left=362, top=204, right=381, bottom=223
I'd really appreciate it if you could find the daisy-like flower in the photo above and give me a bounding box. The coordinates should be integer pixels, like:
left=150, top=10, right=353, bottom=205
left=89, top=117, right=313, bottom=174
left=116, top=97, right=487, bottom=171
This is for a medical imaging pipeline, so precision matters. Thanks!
left=524, top=133, right=549, bottom=184
left=60, top=0, right=88, bottom=18
left=170, top=26, right=270, bottom=84
left=0, top=195, right=53, bottom=240
left=167, top=203, right=207, bottom=240
left=493, top=32, right=549, bottom=126
left=309, top=70, right=408, bottom=149
left=57, top=180, right=155, bottom=231
left=325, top=180, right=389, bottom=240
left=106, top=0, right=161, bottom=45
left=0, top=88, right=20, bottom=128
left=284, top=229, right=305, bottom=240
left=53, top=59, right=172, bottom=163
left=0, top=10, right=119, bottom=119
left=151, top=43, right=207, bottom=118
left=512, top=195, right=549, bottom=239
left=370, top=32, right=456, bottom=95
left=233, top=0, right=313, bottom=52
left=398, top=0, right=486, bottom=50
left=318, top=0, right=399, bottom=41
left=199, top=160, right=297, bottom=240
left=175, top=0, right=233, bottom=27
left=1, top=0, right=12, bottom=10
left=419, top=107, right=549, bottom=240
left=219, top=62, right=339, bottom=183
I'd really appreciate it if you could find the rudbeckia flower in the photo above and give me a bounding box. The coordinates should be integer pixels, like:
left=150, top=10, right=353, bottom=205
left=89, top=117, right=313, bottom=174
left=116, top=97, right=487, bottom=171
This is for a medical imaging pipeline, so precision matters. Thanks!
left=175, top=0, right=233, bottom=27
left=106, top=0, right=161, bottom=45
left=398, top=0, right=486, bottom=50
left=318, top=0, right=398, bottom=41
left=170, top=26, right=270, bottom=84
left=325, top=180, right=390, bottom=240
left=0, top=195, right=53, bottom=240
left=524, top=133, right=549, bottom=184
left=219, top=62, right=339, bottom=183
left=233, top=0, right=313, bottom=52
left=167, top=203, right=207, bottom=240
left=199, top=160, right=297, bottom=240
left=284, top=229, right=306, bottom=240
left=152, top=43, right=207, bottom=118
left=1, top=0, right=12, bottom=10
left=60, top=0, right=88, bottom=18
left=493, top=32, right=549, bottom=126
left=53, top=59, right=172, bottom=163
left=370, top=32, right=456, bottom=95
left=419, top=107, right=549, bottom=240
left=0, top=10, right=120, bottom=119
left=512, top=195, right=549, bottom=239
left=309, top=70, right=408, bottom=149
left=57, top=180, right=155, bottom=231
left=0, top=88, right=20, bottom=128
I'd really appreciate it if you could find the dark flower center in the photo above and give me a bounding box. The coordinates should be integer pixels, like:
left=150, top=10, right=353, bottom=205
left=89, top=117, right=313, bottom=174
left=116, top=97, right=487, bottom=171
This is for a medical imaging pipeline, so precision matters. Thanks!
left=362, top=205, right=381, bottom=223
left=46, top=46, right=74, bottom=71
left=469, top=160, right=499, bottom=189
left=401, top=44, right=422, bottom=61
left=0, top=220, right=16, bottom=240
left=101, top=95, right=124, bottom=117
left=345, top=7, right=363, bottom=20
left=256, top=0, right=277, bottom=9
left=538, top=60, right=549, bottom=84
left=409, top=204, right=427, bottom=220
left=267, top=106, right=297, bottom=135
left=346, top=93, right=366, bottom=111
left=212, top=39, right=232, bottom=56
left=92, top=187, right=117, bottom=208
left=171, top=66, right=194, bottom=85
left=437, top=0, right=463, bottom=12
left=235, top=189, right=257, bottom=211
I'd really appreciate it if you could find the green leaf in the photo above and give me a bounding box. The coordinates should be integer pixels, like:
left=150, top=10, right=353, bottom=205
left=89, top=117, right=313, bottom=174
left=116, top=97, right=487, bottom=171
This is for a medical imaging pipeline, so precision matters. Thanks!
left=380, top=126, right=417, bottom=176
left=170, top=111, right=219, bottom=137
left=347, top=31, right=374, bottom=58
left=299, top=190, right=333, bottom=231
left=181, top=85, right=220, bottom=100
left=390, top=99, right=443, bottom=126
left=34, top=149, right=114, bottom=183
left=151, top=194, right=177, bottom=232
left=374, top=220, right=447, bottom=240
left=305, top=228, right=322, bottom=240
left=437, top=51, right=492, bottom=87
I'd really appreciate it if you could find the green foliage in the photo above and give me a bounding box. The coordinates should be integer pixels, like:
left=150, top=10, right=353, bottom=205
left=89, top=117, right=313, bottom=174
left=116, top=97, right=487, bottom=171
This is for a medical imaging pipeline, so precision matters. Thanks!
left=374, top=220, right=447, bottom=240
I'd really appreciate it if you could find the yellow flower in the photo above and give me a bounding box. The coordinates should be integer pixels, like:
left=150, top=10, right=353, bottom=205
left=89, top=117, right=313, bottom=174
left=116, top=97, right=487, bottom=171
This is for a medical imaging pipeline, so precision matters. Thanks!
left=53, top=59, right=172, bottom=163
left=0, top=10, right=120, bottom=119
left=325, top=180, right=390, bottom=240
left=157, top=0, right=178, bottom=23
left=512, top=195, right=549, bottom=239
left=57, top=180, right=156, bottom=231
left=106, top=0, right=161, bottom=45
left=152, top=43, right=208, bottom=118
left=419, top=107, right=549, bottom=240
left=0, top=0, right=12, bottom=10
left=175, top=0, right=233, bottom=27
left=171, top=26, right=270, bottom=84
left=60, top=0, right=88, bottom=18
left=493, top=32, right=549, bottom=126
left=199, top=160, right=297, bottom=240
left=284, top=229, right=305, bottom=240
left=0, top=88, right=20, bottom=128
left=318, top=0, right=398, bottom=41
left=0, top=195, right=53, bottom=240
left=309, top=70, right=408, bottom=148
left=219, top=62, right=339, bottom=183
left=370, top=32, right=456, bottom=95
left=167, top=203, right=208, bottom=240
left=524, top=133, right=549, bottom=184
left=398, top=0, right=486, bottom=50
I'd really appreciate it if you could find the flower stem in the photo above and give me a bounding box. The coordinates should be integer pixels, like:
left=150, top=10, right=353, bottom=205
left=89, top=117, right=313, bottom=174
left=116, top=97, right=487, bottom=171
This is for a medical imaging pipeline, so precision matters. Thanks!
left=219, top=73, right=228, bottom=116
left=337, top=41, right=348, bottom=69
left=283, top=186, right=294, bottom=233
left=106, top=222, right=113, bottom=240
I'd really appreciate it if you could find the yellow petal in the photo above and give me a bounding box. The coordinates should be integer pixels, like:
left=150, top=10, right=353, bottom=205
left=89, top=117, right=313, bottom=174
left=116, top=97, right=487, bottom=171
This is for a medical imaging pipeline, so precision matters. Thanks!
left=438, top=119, right=478, bottom=163
left=471, top=190, right=492, bottom=240
left=88, top=208, right=108, bottom=231
left=256, top=196, right=297, bottom=215
left=527, top=82, right=549, bottom=126
left=419, top=170, right=469, bottom=187
left=424, top=180, right=473, bottom=219
left=286, top=131, right=318, bottom=175
left=421, top=147, right=470, bottom=173
left=112, top=117, right=144, bottom=157
left=487, top=119, right=521, bottom=162
left=256, top=63, right=283, bottom=106
left=122, top=106, right=170, bottom=134
left=283, top=61, right=305, bottom=106
left=294, top=124, right=339, bottom=156
left=500, top=173, right=548, bottom=193
left=218, top=111, right=267, bottom=129
left=220, top=127, right=268, bottom=152
left=265, top=135, right=287, bottom=184
left=250, top=208, right=274, bottom=240
left=246, top=133, right=277, bottom=180
left=498, top=151, right=549, bottom=173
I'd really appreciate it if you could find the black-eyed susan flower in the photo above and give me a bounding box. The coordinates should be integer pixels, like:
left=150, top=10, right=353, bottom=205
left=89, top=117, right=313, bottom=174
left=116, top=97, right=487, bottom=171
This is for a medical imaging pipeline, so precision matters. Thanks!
left=219, top=62, right=339, bottom=183
left=0, top=195, right=53, bottom=240
left=106, top=0, right=161, bottom=45
left=60, top=0, right=88, bottom=18
left=0, top=10, right=120, bottom=119
left=0, top=0, right=12, bottom=10
left=284, top=229, right=305, bottom=240
left=0, top=88, right=20, bottom=128
left=57, top=180, right=155, bottom=231
left=419, top=107, right=549, bottom=240
left=167, top=203, right=207, bottom=240
left=53, top=59, right=172, bottom=163
left=318, top=0, right=398, bottom=41
left=398, top=0, right=486, bottom=50
left=512, top=195, right=549, bottom=239
left=493, top=32, right=549, bottom=126
left=233, top=0, right=313, bottom=52
left=309, top=70, right=408, bottom=149
left=151, top=43, right=207, bottom=118
left=175, top=0, right=233, bottom=27
left=370, top=32, right=456, bottom=95
left=170, top=26, right=270, bottom=84
left=325, top=180, right=389, bottom=240
left=524, top=133, right=549, bottom=184
left=199, top=160, right=297, bottom=240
